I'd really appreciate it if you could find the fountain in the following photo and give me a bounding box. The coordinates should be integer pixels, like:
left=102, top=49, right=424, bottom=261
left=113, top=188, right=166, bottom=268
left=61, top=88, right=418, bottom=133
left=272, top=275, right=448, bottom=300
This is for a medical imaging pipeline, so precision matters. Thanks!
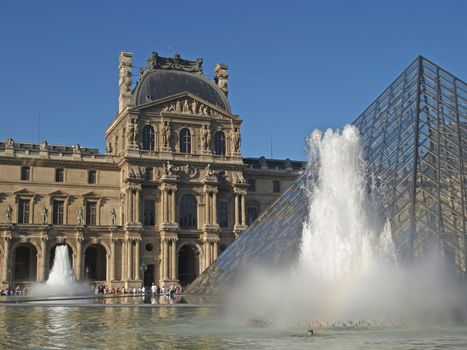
left=224, top=125, right=466, bottom=326
left=30, top=245, right=90, bottom=297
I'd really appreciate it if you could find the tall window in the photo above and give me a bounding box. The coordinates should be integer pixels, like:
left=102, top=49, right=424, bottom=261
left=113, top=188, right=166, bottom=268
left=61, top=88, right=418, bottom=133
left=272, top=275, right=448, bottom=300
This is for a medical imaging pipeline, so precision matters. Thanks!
left=180, top=128, right=191, bottom=153
left=247, top=206, right=259, bottom=225
left=55, top=168, right=64, bottom=182
left=18, top=199, right=30, bottom=224
left=218, top=201, right=228, bottom=228
left=20, top=166, right=30, bottom=181
left=88, top=170, right=96, bottom=184
left=142, top=125, right=155, bottom=150
left=53, top=200, right=64, bottom=225
left=214, top=131, right=226, bottom=155
left=143, top=199, right=155, bottom=226
left=86, top=202, right=97, bottom=226
left=273, top=180, right=281, bottom=193
left=145, top=167, right=153, bottom=181
left=247, top=178, right=256, bottom=192
left=179, top=194, right=197, bottom=228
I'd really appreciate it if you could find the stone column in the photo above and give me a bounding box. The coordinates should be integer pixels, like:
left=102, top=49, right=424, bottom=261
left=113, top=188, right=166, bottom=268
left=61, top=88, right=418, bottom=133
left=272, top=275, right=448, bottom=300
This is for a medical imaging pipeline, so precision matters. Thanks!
left=212, top=192, right=217, bottom=225
left=204, top=241, right=211, bottom=269
left=75, top=239, right=82, bottom=280
left=205, top=192, right=211, bottom=225
left=161, top=189, right=167, bottom=223
left=134, top=240, right=140, bottom=280
left=110, top=239, right=115, bottom=281
left=106, top=253, right=111, bottom=282
left=135, top=189, right=141, bottom=224
left=213, top=240, right=219, bottom=261
left=241, top=194, right=246, bottom=226
left=163, top=239, right=169, bottom=280
left=234, top=194, right=239, bottom=226
left=171, top=191, right=176, bottom=224
left=170, top=239, right=177, bottom=280
left=127, top=239, right=132, bottom=280
left=2, top=238, right=9, bottom=282
left=121, top=239, right=126, bottom=281
left=38, top=238, right=47, bottom=282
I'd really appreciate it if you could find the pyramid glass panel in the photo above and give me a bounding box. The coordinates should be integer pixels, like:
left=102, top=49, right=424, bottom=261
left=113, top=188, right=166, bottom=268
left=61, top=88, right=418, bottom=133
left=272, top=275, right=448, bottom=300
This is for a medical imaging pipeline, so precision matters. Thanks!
left=186, top=57, right=466, bottom=295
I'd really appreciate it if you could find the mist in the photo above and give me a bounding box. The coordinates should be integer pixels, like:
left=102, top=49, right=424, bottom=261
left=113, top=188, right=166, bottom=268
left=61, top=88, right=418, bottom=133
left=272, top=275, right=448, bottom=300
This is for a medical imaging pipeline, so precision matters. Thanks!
left=224, top=126, right=467, bottom=327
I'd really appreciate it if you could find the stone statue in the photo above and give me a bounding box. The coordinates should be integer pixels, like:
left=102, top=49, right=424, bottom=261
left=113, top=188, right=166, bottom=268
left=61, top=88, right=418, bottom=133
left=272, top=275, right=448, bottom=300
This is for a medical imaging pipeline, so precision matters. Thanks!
left=5, top=204, right=12, bottom=224
left=162, top=121, right=171, bottom=148
left=191, top=100, right=198, bottom=114
left=182, top=99, right=190, bottom=113
left=200, top=125, right=207, bottom=150
left=105, top=141, right=113, bottom=154
left=202, top=105, right=209, bottom=115
left=5, top=138, right=14, bottom=148
left=204, top=164, right=215, bottom=178
left=232, top=128, right=241, bottom=154
left=206, top=126, right=212, bottom=149
left=111, top=208, right=117, bottom=225
left=72, top=144, right=81, bottom=154
left=41, top=207, right=48, bottom=225
left=77, top=207, right=84, bottom=225
left=163, top=161, right=174, bottom=176
left=175, top=100, right=182, bottom=113
left=40, top=140, right=48, bottom=151
left=127, top=118, right=136, bottom=144
left=215, top=64, right=229, bottom=96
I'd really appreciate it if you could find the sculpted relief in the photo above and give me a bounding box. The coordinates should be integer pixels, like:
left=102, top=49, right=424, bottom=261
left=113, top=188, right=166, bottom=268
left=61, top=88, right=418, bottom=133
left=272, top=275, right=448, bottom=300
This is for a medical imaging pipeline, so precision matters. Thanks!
left=160, top=98, right=229, bottom=121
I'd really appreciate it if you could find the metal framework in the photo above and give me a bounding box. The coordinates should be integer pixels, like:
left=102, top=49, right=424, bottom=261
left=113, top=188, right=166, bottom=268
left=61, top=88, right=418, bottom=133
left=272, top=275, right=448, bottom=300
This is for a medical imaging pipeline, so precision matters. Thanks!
left=354, top=56, right=466, bottom=272
left=187, top=57, right=466, bottom=295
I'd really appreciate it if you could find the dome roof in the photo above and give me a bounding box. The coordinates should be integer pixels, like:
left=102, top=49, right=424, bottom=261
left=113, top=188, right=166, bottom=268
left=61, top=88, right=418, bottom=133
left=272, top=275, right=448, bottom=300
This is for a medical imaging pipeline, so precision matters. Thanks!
left=133, top=69, right=231, bottom=113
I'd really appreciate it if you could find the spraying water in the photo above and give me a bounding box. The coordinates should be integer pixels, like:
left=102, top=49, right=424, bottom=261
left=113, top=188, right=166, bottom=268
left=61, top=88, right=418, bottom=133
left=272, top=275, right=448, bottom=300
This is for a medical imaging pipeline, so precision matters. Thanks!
left=46, top=245, right=76, bottom=286
left=226, top=125, right=466, bottom=327
left=30, top=245, right=90, bottom=297
left=300, top=125, right=395, bottom=281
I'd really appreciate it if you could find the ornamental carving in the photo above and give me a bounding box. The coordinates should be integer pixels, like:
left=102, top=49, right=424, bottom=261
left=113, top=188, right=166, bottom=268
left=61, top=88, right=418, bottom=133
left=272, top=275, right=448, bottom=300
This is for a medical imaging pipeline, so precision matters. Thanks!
left=171, top=163, right=199, bottom=180
left=160, top=98, right=229, bottom=120
left=145, top=52, right=203, bottom=73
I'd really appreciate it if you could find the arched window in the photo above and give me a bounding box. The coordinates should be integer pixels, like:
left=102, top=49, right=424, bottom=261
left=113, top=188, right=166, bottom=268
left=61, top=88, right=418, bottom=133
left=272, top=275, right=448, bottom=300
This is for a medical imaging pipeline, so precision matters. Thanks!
left=180, top=128, right=191, bottom=153
left=179, top=194, right=197, bottom=228
left=214, top=131, right=226, bottom=155
left=142, top=125, right=155, bottom=150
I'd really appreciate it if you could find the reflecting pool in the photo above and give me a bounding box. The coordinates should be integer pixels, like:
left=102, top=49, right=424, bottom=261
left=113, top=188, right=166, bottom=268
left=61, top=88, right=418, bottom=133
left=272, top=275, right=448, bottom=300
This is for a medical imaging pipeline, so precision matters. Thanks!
left=0, top=303, right=466, bottom=349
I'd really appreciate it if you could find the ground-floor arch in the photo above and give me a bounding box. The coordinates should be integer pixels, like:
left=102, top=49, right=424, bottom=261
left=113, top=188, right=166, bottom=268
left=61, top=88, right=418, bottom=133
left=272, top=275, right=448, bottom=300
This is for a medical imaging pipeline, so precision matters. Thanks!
left=13, top=243, right=37, bottom=282
left=178, top=244, right=200, bottom=286
left=84, top=244, right=107, bottom=281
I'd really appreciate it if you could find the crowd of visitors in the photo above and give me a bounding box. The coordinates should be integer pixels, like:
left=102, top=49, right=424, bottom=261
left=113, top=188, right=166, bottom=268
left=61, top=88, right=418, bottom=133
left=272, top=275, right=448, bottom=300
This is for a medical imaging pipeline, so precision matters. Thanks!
left=1, top=283, right=184, bottom=297
left=1, top=285, right=26, bottom=296
left=92, top=283, right=183, bottom=296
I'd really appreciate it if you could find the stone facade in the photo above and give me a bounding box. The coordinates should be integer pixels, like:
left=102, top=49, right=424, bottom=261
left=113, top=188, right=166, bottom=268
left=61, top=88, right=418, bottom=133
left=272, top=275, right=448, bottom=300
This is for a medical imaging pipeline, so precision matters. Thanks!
left=0, top=52, right=305, bottom=288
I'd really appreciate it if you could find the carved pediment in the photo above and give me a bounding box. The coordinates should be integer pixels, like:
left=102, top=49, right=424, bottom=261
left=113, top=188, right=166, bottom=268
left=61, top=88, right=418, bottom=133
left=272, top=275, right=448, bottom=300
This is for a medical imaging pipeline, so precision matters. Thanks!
left=14, top=189, right=36, bottom=196
left=49, top=190, right=69, bottom=197
left=135, top=93, right=237, bottom=122
left=82, top=191, right=100, bottom=199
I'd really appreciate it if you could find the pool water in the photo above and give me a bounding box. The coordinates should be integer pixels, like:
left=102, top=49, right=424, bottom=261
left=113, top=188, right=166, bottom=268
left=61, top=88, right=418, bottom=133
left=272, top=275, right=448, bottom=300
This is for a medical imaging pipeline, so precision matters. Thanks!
left=0, top=303, right=466, bottom=349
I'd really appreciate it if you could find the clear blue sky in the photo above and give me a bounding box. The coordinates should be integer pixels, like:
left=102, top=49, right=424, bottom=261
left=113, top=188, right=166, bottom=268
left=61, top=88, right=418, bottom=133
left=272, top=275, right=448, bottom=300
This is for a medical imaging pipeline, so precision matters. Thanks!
left=0, top=0, right=466, bottom=160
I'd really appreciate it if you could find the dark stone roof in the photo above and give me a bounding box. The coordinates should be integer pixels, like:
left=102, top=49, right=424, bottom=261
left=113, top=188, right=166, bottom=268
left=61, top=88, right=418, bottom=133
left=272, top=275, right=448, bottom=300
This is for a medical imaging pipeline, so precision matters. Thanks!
left=132, top=69, right=231, bottom=113
left=243, top=156, right=306, bottom=171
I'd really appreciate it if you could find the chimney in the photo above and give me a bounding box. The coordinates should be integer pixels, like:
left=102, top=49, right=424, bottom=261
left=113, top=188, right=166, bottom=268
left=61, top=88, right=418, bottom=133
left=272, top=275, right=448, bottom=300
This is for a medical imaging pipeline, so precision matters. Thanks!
left=214, top=64, right=229, bottom=96
left=118, top=51, right=133, bottom=113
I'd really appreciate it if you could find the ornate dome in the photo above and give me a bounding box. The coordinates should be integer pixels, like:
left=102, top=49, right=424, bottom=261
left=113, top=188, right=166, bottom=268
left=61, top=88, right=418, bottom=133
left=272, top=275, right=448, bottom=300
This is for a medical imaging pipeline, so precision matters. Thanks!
left=132, top=53, right=231, bottom=113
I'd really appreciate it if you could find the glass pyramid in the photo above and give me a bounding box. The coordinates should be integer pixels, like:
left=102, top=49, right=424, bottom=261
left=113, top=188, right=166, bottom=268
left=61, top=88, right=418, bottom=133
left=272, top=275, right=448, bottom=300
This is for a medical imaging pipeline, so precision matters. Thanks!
left=187, top=56, right=466, bottom=295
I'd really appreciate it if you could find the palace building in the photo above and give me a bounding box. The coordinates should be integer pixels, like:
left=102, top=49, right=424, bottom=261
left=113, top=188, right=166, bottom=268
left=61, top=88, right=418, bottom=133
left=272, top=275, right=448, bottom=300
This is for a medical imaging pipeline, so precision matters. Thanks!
left=0, top=52, right=305, bottom=288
